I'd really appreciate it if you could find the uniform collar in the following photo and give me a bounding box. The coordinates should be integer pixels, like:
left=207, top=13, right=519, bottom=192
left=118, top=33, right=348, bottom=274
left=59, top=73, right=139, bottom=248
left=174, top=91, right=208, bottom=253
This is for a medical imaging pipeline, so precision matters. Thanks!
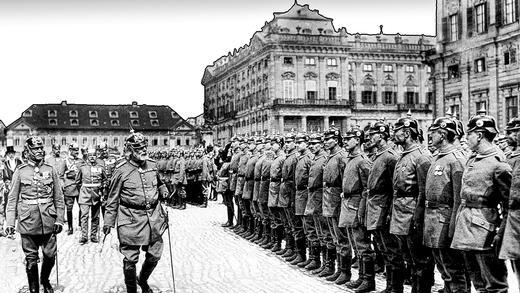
left=436, top=144, right=457, bottom=157
left=473, top=146, right=497, bottom=160
left=400, top=144, right=420, bottom=156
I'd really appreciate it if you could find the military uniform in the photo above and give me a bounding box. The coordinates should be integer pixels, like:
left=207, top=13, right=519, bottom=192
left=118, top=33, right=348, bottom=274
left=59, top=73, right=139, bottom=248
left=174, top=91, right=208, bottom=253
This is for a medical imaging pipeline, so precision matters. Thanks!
left=266, top=148, right=285, bottom=251
left=63, top=154, right=84, bottom=232
left=234, top=148, right=248, bottom=232
left=257, top=150, right=273, bottom=245
left=322, top=144, right=348, bottom=277
left=105, top=157, right=169, bottom=293
left=217, top=160, right=233, bottom=226
left=250, top=149, right=266, bottom=241
left=451, top=147, right=510, bottom=291
left=391, top=143, right=434, bottom=292
left=340, top=150, right=373, bottom=290
left=241, top=151, right=259, bottom=236
left=172, top=154, right=187, bottom=209
left=76, top=158, right=106, bottom=243
left=424, top=144, right=468, bottom=293
left=201, top=153, right=216, bottom=207
left=45, top=155, right=66, bottom=188
left=292, top=148, right=312, bottom=264
left=6, top=158, right=65, bottom=293
left=366, top=144, right=403, bottom=291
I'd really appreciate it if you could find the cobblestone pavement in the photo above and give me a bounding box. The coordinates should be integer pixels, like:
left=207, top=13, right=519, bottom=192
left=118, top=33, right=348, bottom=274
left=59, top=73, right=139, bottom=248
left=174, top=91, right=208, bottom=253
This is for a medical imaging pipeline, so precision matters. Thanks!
left=1, top=200, right=518, bottom=293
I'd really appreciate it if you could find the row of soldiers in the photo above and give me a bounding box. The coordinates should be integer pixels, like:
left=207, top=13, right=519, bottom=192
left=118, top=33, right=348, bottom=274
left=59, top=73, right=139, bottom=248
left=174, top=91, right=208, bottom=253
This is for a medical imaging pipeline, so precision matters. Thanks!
left=216, top=109, right=519, bottom=293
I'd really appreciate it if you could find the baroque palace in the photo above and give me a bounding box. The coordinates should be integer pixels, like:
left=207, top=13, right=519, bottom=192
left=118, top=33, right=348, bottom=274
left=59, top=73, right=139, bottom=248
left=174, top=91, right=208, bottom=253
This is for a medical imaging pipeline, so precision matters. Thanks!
left=202, top=2, right=435, bottom=144
left=426, top=0, right=520, bottom=129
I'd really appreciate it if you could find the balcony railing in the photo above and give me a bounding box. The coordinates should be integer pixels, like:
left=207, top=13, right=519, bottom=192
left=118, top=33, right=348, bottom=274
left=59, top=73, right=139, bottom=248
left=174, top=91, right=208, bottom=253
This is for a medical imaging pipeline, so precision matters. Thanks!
left=272, top=98, right=354, bottom=107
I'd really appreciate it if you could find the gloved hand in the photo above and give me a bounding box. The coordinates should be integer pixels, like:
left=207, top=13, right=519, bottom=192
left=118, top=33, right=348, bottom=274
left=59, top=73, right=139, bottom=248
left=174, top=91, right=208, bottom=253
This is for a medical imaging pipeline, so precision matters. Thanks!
left=53, top=223, right=63, bottom=234
left=103, top=226, right=111, bottom=235
left=5, top=226, right=15, bottom=236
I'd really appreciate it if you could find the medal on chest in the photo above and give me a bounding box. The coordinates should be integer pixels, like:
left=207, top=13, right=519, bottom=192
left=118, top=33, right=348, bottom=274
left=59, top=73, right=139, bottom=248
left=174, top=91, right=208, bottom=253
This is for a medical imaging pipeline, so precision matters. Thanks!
left=434, top=165, right=443, bottom=176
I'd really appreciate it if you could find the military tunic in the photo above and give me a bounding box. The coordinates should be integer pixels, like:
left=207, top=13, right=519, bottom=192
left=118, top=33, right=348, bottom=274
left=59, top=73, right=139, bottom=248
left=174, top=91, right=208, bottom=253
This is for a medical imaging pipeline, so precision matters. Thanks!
left=235, top=151, right=249, bottom=197
left=229, top=151, right=241, bottom=193
left=258, top=152, right=272, bottom=204
left=172, top=156, right=187, bottom=199
left=45, top=156, right=66, bottom=188
left=253, top=154, right=266, bottom=202
left=304, top=150, right=327, bottom=216
left=339, top=152, right=371, bottom=228
left=279, top=149, right=298, bottom=208
left=500, top=151, right=520, bottom=260
left=242, top=153, right=258, bottom=200
left=322, top=147, right=348, bottom=217
left=294, top=150, right=312, bottom=215
left=268, top=152, right=285, bottom=208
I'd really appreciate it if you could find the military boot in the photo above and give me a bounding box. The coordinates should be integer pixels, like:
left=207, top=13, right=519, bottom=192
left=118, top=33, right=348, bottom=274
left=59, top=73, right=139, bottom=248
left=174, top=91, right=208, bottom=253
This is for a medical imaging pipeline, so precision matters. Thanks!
left=278, top=233, right=293, bottom=256
left=261, top=226, right=275, bottom=249
left=138, top=259, right=159, bottom=293
left=326, top=254, right=342, bottom=281
left=304, top=245, right=322, bottom=271
left=290, top=238, right=307, bottom=265
left=391, top=267, right=404, bottom=293
left=246, top=218, right=260, bottom=241
left=26, top=262, right=39, bottom=293
left=377, top=266, right=392, bottom=293
left=346, top=257, right=364, bottom=289
left=354, top=259, right=375, bottom=293
left=178, top=197, right=186, bottom=210
left=237, top=215, right=249, bottom=236
left=201, top=195, right=208, bottom=208
left=333, top=254, right=352, bottom=285
left=311, top=246, right=328, bottom=275
left=67, top=211, right=74, bottom=235
left=270, top=227, right=284, bottom=253
left=257, top=223, right=270, bottom=245
left=124, top=261, right=138, bottom=293
left=298, top=241, right=313, bottom=268
left=242, top=217, right=255, bottom=238
left=318, top=248, right=336, bottom=278
left=253, top=219, right=264, bottom=242
left=284, top=235, right=299, bottom=262
left=41, top=256, right=55, bottom=293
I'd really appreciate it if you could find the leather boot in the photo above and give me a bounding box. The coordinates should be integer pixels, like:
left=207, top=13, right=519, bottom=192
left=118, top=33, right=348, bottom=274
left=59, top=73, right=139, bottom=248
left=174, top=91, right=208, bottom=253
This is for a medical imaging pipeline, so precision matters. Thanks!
left=257, top=223, right=269, bottom=245
left=334, top=254, right=352, bottom=285
left=253, top=219, right=264, bottom=242
left=67, top=211, right=74, bottom=235
left=304, top=245, right=322, bottom=271
left=326, top=254, right=342, bottom=281
left=415, top=274, right=432, bottom=293
left=138, top=259, right=159, bottom=293
left=270, top=227, right=284, bottom=253
left=178, top=197, right=186, bottom=210
left=318, top=248, right=336, bottom=278
left=290, top=238, right=307, bottom=265
left=279, top=233, right=294, bottom=256
left=261, top=227, right=274, bottom=249
left=297, top=241, right=313, bottom=268
left=346, top=257, right=364, bottom=289
left=123, top=261, right=138, bottom=293
left=26, top=262, right=39, bottom=293
left=41, top=256, right=55, bottom=293
left=377, top=266, right=392, bottom=293
left=237, top=216, right=249, bottom=236
left=391, top=267, right=404, bottom=293
left=354, top=259, right=376, bottom=293
left=201, top=194, right=208, bottom=208
left=311, top=246, right=328, bottom=275
left=242, top=217, right=255, bottom=238
left=284, top=236, right=299, bottom=262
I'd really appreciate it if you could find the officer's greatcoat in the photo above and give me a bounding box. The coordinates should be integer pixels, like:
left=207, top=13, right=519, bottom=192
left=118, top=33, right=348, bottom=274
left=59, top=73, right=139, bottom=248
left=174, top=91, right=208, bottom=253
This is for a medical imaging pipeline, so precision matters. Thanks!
left=268, top=152, right=285, bottom=207
left=6, top=161, right=65, bottom=235
left=105, top=159, right=169, bottom=245
left=76, top=160, right=107, bottom=206
left=259, top=152, right=273, bottom=204
left=253, top=154, right=266, bottom=202
left=243, top=153, right=258, bottom=200
left=500, top=151, right=520, bottom=259
left=322, top=148, right=348, bottom=217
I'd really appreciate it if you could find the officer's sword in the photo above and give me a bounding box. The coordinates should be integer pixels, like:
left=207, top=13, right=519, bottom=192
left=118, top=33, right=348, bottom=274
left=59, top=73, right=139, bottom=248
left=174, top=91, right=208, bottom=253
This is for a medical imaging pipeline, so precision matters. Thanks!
left=98, top=233, right=108, bottom=254
left=165, top=206, right=177, bottom=293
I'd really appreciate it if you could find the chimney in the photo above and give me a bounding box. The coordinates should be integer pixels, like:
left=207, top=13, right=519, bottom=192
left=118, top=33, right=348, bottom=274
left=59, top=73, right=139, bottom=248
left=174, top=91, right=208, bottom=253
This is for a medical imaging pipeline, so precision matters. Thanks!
left=61, top=100, right=67, bottom=106
left=132, top=101, right=138, bottom=107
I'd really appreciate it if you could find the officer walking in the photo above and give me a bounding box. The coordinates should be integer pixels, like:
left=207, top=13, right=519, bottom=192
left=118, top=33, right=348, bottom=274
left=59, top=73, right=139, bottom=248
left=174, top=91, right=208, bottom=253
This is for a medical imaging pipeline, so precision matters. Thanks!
left=424, top=117, right=468, bottom=293
left=451, top=109, right=510, bottom=292
left=75, top=147, right=107, bottom=244
left=5, top=136, right=65, bottom=293
left=103, top=132, right=169, bottom=293
left=63, top=142, right=83, bottom=235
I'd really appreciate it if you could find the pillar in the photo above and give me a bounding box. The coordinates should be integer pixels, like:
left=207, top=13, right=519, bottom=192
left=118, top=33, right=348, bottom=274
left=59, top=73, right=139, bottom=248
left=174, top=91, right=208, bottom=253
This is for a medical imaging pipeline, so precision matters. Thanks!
left=301, top=116, right=307, bottom=132
left=324, top=116, right=330, bottom=130
left=279, top=115, right=285, bottom=133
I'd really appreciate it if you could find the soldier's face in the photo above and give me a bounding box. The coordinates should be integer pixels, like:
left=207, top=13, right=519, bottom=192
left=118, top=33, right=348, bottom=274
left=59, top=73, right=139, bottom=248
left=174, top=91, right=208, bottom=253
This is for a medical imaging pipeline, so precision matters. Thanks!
left=512, top=130, right=520, bottom=145
left=271, top=142, right=280, bottom=152
left=131, top=146, right=148, bottom=163
left=70, top=149, right=79, bottom=158
left=309, top=142, right=322, bottom=154
left=466, top=131, right=480, bottom=151
left=52, top=147, right=60, bottom=156
left=29, top=146, right=45, bottom=162
left=264, top=143, right=271, bottom=151
left=393, top=129, right=407, bottom=145
left=297, top=141, right=307, bottom=152
left=88, top=153, right=97, bottom=163
left=344, top=137, right=358, bottom=151
left=286, top=141, right=295, bottom=151
left=369, top=133, right=381, bottom=147
left=324, top=137, right=336, bottom=150
left=430, top=129, right=444, bottom=148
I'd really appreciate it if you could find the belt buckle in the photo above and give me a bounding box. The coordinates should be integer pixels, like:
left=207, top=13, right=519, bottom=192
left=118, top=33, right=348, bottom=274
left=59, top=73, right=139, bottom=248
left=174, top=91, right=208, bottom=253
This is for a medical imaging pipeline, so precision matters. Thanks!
left=145, top=203, right=151, bottom=209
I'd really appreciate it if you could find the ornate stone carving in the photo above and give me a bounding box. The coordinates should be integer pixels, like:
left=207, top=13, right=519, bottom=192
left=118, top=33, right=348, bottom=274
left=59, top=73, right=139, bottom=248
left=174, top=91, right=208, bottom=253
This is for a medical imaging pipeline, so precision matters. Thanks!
left=281, top=71, right=296, bottom=80
left=304, top=71, right=318, bottom=79
left=325, top=72, right=340, bottom=80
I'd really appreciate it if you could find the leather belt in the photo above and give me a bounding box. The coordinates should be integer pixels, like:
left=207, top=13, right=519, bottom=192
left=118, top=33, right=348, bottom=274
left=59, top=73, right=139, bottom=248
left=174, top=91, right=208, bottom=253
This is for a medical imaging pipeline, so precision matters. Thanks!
left=309, top=186, right=322, bottom=192
left=82, top=183, right=101, bottom=188
left=23, top=198, right=53, bottom=205
left=323, top=182, right=341, bottom=188
left=261, top=176, right=270, bottom=181
left=254, top=178, right=261, bottom=182
left=237, top=174, right=245, bottom=178
left=120, top=201, right=158, bottom=210
left=461, top=199, right=491, bottom=209
left=270, top=178, right=281, bottom=182
left=395, top=191, right=418, bottom=198
left=425, top=200, right=451, bottom=209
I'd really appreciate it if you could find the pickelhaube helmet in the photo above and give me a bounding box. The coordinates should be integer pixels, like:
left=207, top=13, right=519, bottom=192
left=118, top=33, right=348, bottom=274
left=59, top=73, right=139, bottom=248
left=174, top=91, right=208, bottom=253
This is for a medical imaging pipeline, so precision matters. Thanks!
left=295, top=133, right=309, bottom=143
left=343, top=126, right=365, bottom=143
left=270, top=134, right=285, bottom=146
left=69, top=142, right=79, bottom=151
left=125, top=132, right=148, bottom=149
left=428, top=116, right=458, bottom=133
left=308, top=133, right=323, bottom=144
left=247, top=136, right=256, bottom=144
left=394, top=110, right=419, bottom=133
left=505, top=117, right=520, bottom=133
left=323, top=127, right=341, bottom=141
left=368, top=120, right=390, bottom=136
left=467, top=105, right=498, bottom=134
left=255, top=137, right=265, bottom=145
left=285, top=131, right=297, bottom=143
left=25, top=136, right=44, bottom=150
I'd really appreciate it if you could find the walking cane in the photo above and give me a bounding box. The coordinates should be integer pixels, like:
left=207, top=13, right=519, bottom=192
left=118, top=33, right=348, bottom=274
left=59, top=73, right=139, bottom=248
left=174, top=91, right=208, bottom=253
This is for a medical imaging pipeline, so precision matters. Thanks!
left=55, top=234, right=59, bottom=287
left=165, top=207, right=177, bottom=293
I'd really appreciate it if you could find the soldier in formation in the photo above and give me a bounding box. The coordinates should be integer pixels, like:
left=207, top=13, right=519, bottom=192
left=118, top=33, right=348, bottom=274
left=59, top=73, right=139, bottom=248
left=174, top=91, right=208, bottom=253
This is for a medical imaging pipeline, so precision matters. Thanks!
left=218, top=105, right=520, bottom=292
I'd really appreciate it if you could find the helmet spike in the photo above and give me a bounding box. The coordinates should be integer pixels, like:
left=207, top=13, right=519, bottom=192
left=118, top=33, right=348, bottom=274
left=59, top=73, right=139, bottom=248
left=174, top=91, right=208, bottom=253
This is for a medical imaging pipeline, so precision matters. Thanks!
left=406, top=109, right=412, bottom=117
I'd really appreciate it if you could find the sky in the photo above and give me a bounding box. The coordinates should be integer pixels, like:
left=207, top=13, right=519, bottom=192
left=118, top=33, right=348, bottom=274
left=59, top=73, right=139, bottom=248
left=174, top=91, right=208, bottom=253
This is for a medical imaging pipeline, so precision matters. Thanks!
left=0, top=0, right=435, bottom=126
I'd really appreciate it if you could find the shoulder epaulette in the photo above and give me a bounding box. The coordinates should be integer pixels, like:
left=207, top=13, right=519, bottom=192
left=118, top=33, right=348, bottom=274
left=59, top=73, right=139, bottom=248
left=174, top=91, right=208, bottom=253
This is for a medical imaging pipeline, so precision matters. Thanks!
left=17, top=163, right=28, bottom=169
left=147, top=158, right=156, bottom=163
left=115, top=159, right=128, bottom=169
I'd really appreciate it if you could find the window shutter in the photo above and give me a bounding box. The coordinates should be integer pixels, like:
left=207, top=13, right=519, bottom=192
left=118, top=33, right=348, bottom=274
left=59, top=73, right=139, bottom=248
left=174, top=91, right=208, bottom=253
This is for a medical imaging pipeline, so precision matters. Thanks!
left=516, top=0, right=519, bottom=22
left=458, top=13, right=463, bottom=40
left=441, top=17, right=448, bottom=42
left=496, top=0, right=502, bottom=27
left=467, top=7, right=474, bottom=37
left=414, top=92, right=419, bottom=104
left=393, top=92, right=397, bottom=104
left=372, top=91, right=377, bottom=104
